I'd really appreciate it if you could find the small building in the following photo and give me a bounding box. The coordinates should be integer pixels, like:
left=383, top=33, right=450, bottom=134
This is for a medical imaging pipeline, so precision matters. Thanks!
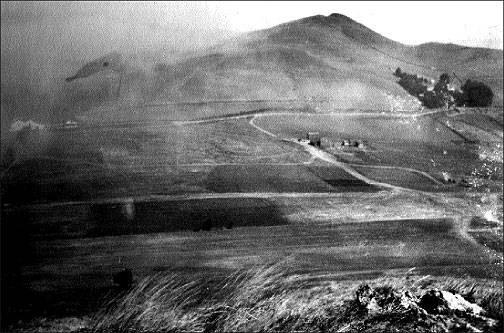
left=341, top=139, right=364, bottom=148
left=442, top=172, right=456, bottom=184
left=357, top=141, right=366, bottom=149
left=307, top=132, right=321, bottom=147
left=63, top=120, right=78, bottom=129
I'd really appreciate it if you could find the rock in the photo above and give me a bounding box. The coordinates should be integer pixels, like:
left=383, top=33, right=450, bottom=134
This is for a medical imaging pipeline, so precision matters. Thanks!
left=355, top=285, right=407, bottom=315
left=441, top=290, right=484, bottom=315
left=418, top=289, right=484, bottom=316
left=366, top=298, right=381, bottom=315
left=418, top=289, right=449, bottom=314
left=355, top=284, right=374, bottom=307
left=399, top=290, right=418, bottom=309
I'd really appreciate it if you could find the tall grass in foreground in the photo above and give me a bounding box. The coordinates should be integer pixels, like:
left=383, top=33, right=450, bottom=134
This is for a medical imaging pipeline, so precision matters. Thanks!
left=91, top=263, right=503, bottom=332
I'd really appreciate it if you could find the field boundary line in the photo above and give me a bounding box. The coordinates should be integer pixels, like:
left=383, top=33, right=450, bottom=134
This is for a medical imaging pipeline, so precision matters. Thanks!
left=2, top=192, right=393, bottom=210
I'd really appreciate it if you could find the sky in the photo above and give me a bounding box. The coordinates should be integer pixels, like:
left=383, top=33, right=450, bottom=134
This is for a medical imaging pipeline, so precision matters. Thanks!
left=212, top=1, right=503, bottom=49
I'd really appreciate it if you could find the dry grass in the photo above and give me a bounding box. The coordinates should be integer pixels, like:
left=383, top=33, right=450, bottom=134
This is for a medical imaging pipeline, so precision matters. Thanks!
left=90, top=263, right=503, bottom=333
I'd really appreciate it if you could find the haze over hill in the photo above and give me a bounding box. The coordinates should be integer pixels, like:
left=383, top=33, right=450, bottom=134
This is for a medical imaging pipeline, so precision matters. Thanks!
left=2, top=13, right=502, bottom=128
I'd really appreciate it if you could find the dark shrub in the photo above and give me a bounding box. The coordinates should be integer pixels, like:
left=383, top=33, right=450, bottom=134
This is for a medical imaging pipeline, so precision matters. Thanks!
left=460, top=80, right=494, bottom=107
left=434, top=73, right=450, bottom=95
left=398, top=75, right=427, bottom=97
left=394, top=67, right=402, bottom=77
left=113, top=268, right=133, bottom=289
left=422, top=91, right=446, bottom=109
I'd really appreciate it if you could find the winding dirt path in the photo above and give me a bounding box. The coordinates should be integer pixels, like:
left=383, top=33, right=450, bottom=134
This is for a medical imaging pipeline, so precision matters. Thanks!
left=348, top=163, right=444, bottom=185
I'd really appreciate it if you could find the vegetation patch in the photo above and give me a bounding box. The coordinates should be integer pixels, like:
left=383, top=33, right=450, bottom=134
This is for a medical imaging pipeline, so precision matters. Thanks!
left=81, top=265, right=503, bottom=332
left=394, top=68, right=494, bottom=108
left=468, top=230, right=504, bottom=254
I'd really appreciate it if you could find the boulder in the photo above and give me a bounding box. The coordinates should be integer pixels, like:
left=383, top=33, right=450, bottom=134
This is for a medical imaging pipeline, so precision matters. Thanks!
left=418, top=289, right=484, bottom=315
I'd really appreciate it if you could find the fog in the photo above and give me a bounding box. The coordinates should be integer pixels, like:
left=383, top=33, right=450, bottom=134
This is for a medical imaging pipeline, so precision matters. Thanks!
left=1, top=1, right=235, bottom=132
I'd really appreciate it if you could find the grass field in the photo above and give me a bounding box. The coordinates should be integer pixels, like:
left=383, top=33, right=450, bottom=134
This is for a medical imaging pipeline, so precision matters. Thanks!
left=1, top=118, right=313, bottom=204
left=253, top=113, right=461, bottom=143
left=1, top=110, right=502, bottom=331
left=2, top=214, right=501, bottom=328
left=351, top=165, right=444, bottom=191
left=205, top=164, right=377, bottom=193
left=80, top=100, right=309, bottom=123
left=455, top=113, right=504, bottom=134
left=87, top=267, right=503, bottom=333
left=251, top=113, right=503, bottom=191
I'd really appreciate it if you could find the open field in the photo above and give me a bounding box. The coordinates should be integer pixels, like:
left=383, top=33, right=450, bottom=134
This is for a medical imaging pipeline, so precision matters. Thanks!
left=253, top=113, right=461, bottom=143
left=253, top=112, right=502, bottom=191
left=1, top=108, right=502, bottom=330
left=351, top=165, right=445, bottom=191
left=1, top=118, right=313, bottom=204
left=2, top=209, right=501, bottom=327
left=206, top=164, right=377, bottom=193
left=80, top=99, right=310, bottom=123
left=455, top=113, right=504, bottom=134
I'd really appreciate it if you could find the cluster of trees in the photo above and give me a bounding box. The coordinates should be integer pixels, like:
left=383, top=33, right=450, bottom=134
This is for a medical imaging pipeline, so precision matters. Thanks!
left=394, top=68, right=493, bottom=109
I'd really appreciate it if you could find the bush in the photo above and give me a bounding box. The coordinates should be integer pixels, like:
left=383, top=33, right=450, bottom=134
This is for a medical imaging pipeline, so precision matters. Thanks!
left=398, top=75, right=427, bottom=97
left=459, top=80, right=494, bottom=107
left=422, top=91, right=446, bottom=109
left=394, top=67, right=402, bottom=77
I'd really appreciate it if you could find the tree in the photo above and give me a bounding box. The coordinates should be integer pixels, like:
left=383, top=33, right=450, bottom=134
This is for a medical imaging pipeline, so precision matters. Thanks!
left=394, top=67, right=402, bottom=77
left=434, top=73, right=450, bottom=95
left=422, top=91, right=445, bottom=109
left=398, top=75, right=427, bottom=97
left=459, top=80, right=494, bottom=107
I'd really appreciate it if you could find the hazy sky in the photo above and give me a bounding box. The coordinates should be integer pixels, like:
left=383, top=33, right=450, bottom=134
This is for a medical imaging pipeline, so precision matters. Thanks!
left=210, top=1, right=503, bottom=49
left=2, top=1, right=503, bottom=50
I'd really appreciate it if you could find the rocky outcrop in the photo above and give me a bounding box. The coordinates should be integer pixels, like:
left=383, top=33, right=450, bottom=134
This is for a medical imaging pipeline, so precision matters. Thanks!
left=351, top=284, right=499, bottom=333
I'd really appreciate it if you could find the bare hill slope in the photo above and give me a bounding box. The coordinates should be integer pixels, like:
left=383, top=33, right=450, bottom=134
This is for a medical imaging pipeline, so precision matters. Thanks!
left=150, top=13, right=502, bottom=110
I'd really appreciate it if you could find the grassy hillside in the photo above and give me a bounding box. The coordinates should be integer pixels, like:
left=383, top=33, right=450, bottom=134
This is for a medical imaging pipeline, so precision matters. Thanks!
left=150, top=13, right=503, bottom=111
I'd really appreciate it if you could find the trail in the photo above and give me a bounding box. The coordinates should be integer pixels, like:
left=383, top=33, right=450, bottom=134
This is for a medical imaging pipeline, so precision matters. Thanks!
left=249, top=116, right=278, bottom=137
left=295, top=141, right=413, bottom=192
left=175, top=109, right=447, bottom=126
left=348, top=163, right=444, bottom=185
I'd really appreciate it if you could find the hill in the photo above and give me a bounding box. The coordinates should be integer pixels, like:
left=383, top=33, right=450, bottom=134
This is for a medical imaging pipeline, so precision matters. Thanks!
left=147, top=13, right=502, bottom=111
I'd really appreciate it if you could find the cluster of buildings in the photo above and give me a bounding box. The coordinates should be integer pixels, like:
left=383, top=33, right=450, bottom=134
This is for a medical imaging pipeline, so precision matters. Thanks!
left=305, top=132, right=367, bottom=149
